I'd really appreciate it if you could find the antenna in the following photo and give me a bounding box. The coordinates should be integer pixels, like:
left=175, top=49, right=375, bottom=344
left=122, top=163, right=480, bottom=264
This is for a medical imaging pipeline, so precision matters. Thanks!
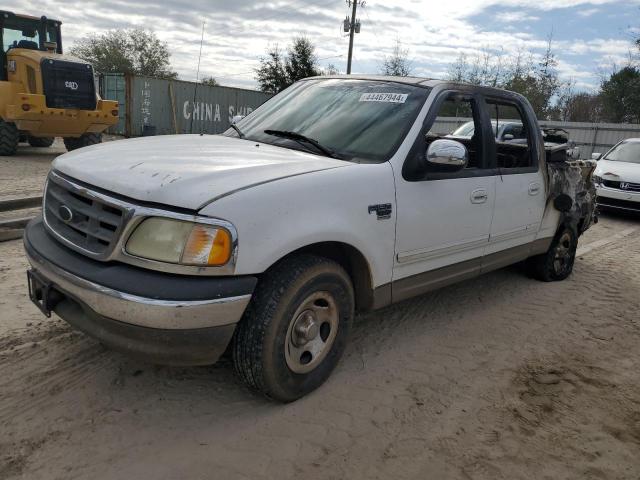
left=190, top=21, right=206, bottom=134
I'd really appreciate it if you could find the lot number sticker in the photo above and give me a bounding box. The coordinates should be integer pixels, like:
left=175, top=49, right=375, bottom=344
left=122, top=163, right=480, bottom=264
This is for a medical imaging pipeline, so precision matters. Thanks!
left=359, top=92, right=409, bottom=104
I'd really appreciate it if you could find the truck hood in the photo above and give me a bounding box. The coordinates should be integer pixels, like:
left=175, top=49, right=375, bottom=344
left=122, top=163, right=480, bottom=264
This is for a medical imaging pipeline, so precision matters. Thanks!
left=595, top=159, right=640, bottom=184
left=53, top=135, right=350, bottom=210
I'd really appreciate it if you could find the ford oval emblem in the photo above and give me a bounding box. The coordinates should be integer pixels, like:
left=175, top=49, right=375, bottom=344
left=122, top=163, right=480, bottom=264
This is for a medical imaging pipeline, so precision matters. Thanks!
left=58, top=205, right=73, bottom=223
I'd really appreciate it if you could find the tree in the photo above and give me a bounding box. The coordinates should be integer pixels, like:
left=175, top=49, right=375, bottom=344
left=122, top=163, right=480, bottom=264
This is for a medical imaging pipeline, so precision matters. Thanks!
left=560, top=92, right=604, bottom=122
left=285, top=37, right=321, bottom=83
left=201, top=76, right=219, bottom=86
left=255, top=44, right=289, bottom=93
left=71, top=29, right=177, bottom=79
left=255, top=37, right=320, bottom=93
left=600, top=66, right=640, bottom=123
left=447, top=38, right=566, bottom=120
left=323, top=64, right=340, bottom=75
left=447, top=49, right=507, bottom=87
left=382, top=39, right=412, bottom=77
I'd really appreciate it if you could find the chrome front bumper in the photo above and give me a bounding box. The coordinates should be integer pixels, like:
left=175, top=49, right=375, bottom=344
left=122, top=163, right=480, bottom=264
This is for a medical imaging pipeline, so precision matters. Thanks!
left=26, top=245, right=251, bottom=330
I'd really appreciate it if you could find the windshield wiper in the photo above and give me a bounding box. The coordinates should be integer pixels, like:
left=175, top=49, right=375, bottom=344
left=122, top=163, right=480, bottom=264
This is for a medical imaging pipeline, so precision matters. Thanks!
left=230, top=123, right=245, bottom=139
left=264, top=130, right=343, bottom=159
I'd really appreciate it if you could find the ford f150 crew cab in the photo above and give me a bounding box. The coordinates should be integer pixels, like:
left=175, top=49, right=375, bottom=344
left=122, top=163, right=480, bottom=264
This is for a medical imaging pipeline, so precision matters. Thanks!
left=24, top=76, right=596, bottom=401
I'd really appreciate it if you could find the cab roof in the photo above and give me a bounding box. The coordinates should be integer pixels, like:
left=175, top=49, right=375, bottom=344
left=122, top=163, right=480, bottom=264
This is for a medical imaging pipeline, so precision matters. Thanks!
left=0, top=10, right=61, bottom=24
left=308, top=74, right=522, bottom=97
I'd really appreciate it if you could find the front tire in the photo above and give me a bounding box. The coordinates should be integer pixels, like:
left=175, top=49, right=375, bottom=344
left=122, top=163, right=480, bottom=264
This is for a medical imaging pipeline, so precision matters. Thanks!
left=64, top=133, right=102, bottom=151
left=527, top=226, right=577, bottom=282
left=28, top=136, right=55, bottom=148
left=0, top=120, right=19, bottom=156
left=232, top=254, right=354, bottom=402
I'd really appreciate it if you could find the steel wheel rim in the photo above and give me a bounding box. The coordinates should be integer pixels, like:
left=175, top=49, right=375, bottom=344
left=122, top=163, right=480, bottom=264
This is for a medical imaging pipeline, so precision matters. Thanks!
left=553, top=232, right=573, bottom=274
left=285, top=291, right=339, bottom=374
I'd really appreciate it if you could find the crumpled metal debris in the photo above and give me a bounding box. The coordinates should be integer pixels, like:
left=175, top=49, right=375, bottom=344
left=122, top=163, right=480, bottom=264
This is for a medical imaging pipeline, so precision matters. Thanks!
left=547, top=158, right=597, bottom=235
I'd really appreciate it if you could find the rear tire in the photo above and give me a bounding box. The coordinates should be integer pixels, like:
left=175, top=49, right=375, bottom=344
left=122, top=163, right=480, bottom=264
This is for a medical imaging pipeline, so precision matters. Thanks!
left=527, top=226, right=577, bottom=282
left=0, top=120, right=19, bottom=156
left=64, top=133, right=102, bottom=151
left=232, top=254, right=354, bottom=402
left=28, top=136, right=55, bottom=148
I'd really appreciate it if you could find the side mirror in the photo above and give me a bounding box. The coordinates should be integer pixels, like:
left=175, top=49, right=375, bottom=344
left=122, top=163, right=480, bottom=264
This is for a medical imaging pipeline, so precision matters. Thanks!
left=591, top=153, right=602, bottom=160
left=426, top=139, right=468, bottom=172
left=231, top=115, right=245, bottom=124
left=503, top=133, right=515, bottom=141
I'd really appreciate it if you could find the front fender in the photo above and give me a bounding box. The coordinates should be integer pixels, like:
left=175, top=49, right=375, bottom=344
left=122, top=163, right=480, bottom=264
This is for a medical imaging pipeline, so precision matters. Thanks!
left=199, top=162, right=397, bottom=288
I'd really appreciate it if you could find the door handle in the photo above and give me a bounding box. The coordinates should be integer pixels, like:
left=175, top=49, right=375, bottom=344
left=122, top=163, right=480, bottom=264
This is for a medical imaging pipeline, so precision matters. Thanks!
left=470, top=188, right=488, bottom=204
left=529, top=183, right=541, bottom=195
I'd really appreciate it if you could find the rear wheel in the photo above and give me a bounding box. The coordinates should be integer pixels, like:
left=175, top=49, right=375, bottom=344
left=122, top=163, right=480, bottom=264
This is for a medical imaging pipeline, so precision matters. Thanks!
left=527, top=226, right=577, bottom=282
left=232, top=254, right=354, bottom=402
left=0, top=120, right=19, bottom=156
left=64, top=133, right=102, bottom=151
left=28, top=136, right=55, bottom=148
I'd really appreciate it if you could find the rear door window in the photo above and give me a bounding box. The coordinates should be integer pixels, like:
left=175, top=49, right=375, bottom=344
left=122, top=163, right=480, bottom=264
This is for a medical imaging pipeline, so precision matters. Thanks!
left=486, top=100, right=536, bottom=171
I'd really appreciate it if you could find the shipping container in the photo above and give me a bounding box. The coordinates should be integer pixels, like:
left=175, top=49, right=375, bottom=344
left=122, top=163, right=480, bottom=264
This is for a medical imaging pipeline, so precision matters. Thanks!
left=101, top=74, right=272, bottom=137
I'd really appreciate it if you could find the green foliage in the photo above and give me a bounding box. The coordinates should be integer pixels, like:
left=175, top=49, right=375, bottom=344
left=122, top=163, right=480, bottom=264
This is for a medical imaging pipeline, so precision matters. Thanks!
left=285, top=37, right=320, bottom=83
left=70, top=29, right=177, bottom=79
left=600, top=66, right=640, bottom=124
left=256, top=37, right=321, bottom=93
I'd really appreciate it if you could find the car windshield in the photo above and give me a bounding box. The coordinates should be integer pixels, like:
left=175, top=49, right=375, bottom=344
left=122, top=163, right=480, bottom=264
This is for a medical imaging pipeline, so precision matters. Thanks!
left=228, top=79, right=430, bottom=162
left=603, top=141, right=640, bottom=164
left=451, top=121, right=476, bottom=137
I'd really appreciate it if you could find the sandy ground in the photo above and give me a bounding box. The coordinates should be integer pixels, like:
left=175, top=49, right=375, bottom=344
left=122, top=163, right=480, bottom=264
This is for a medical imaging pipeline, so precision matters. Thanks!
left=0, top=209, right=638, bottom=480
left=0, top=140, right=65, bottom=199
left=0, top=135, right=122, bottom=200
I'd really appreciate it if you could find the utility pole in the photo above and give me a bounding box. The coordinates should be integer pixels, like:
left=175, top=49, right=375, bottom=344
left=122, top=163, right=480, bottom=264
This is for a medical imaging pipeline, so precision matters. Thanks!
left=345, top=0, right=362, bottom=74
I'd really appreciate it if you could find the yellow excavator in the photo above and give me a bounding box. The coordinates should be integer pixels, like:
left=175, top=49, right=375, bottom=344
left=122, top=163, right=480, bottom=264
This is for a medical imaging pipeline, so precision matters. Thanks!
left=0, top=10, right=118, bottom=155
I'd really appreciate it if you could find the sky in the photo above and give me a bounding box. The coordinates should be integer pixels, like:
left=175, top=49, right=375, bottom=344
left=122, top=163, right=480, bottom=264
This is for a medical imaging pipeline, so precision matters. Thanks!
left=8, top=0, right=640, bottom=91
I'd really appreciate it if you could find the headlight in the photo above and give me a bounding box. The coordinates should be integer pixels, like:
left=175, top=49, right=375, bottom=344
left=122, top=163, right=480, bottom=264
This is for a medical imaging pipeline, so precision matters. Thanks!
left=125, top=218, right=232, bottom=266
left=592, top=174, right=603, bottom=186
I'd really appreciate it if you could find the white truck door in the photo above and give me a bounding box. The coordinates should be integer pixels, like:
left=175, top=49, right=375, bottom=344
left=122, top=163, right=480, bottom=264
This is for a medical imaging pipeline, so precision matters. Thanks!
left=482, top=97, right=547, bottom=264
left=392, top=92, right=497, bottom=302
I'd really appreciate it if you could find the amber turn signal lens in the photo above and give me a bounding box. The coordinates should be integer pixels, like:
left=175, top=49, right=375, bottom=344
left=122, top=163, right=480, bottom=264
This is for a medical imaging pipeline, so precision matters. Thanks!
left=182, top=225, right=232, bottom=266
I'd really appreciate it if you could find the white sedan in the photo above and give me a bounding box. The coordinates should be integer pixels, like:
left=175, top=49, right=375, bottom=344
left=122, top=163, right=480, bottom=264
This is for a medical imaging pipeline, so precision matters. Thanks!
left=593, top=139, right=640, bottom=212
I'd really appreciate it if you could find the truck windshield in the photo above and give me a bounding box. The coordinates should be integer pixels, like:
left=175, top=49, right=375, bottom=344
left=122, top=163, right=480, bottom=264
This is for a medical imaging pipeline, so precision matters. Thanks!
left=230, top=79, right=430, bottom=162
left=603, top=141, right=640, bottom=164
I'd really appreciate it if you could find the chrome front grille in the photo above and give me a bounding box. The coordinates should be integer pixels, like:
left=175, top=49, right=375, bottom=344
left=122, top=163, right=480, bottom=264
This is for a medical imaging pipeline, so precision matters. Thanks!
left=603, top=180, right=640, bottom=192
left=44, top=174, right=127, bottom=257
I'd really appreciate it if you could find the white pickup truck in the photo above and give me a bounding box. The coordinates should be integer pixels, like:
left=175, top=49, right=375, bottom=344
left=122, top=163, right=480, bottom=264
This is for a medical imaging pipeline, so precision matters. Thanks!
left=24, top=76, right=596, bottom=401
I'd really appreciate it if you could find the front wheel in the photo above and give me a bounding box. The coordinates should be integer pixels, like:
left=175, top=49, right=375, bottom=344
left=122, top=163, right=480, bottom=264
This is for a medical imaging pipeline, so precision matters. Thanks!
left=64, top=133, right=102, bottom=151
left=527, top=226, right=577, bottom=282
left=0, top=120, right=19, bottom=156
left=232, top=254, right=354, bottom=402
